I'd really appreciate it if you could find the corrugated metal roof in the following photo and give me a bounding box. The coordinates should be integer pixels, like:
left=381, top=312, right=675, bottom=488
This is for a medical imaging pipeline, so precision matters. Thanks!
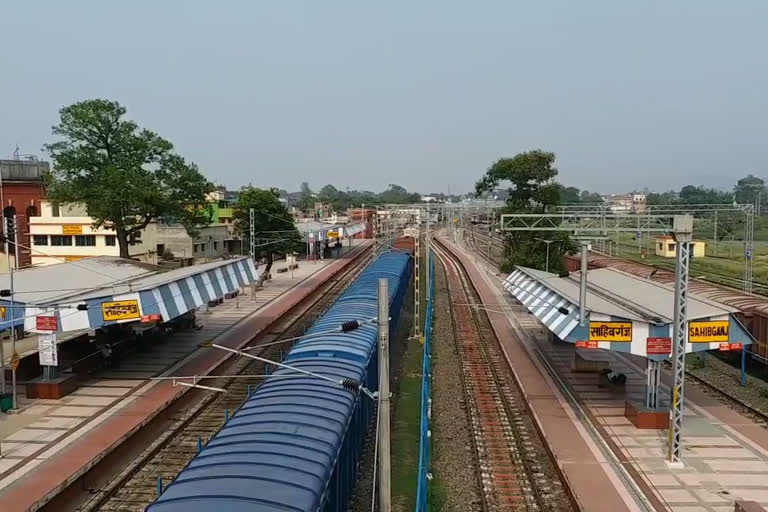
left=504, top=266, right=735, bottom=337
left=21, top=258, right=259, bottom=333
left=61, top=257, right=257, bottom=302
left=147, top=250, right=411, bottom=512
left=0, top=256, right=158, bottom=305
left=574, top=254, right=768, bottom=316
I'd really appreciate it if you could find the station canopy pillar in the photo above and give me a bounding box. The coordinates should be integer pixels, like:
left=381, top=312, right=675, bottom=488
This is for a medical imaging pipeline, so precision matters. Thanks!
left=646, top=359, right=661, bottom=409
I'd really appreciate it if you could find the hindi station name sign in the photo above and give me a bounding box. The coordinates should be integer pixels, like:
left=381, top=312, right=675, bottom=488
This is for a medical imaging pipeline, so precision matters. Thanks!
left=589, top=321, right=632, bottom=342
left=101, top=300, right=141, bottom=322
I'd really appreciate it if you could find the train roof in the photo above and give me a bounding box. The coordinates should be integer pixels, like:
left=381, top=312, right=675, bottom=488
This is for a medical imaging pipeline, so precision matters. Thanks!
left=147, top=250, right=411, bottom=512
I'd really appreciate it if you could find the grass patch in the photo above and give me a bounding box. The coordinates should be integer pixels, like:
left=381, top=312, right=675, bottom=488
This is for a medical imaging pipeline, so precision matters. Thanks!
left=390, top=338, right=424, bottom=511
left=390, top=238, right=430, bottom=511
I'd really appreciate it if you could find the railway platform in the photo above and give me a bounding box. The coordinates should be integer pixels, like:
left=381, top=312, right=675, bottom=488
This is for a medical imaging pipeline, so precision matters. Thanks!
left=444, top=233, right=768, bottom=512
left=0, top=240, right=371, bottom=512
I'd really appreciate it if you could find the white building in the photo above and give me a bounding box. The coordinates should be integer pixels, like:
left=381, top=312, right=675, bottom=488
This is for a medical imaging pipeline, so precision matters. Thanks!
left=29, top=201, right=150, bottom=265
left=29, top=201, right=234, bottom=266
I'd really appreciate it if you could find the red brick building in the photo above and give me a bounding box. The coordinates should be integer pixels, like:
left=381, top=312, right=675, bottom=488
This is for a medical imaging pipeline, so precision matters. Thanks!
left=0, top=159, right=48, bottom=268
left=347, top=207, right=376, bottom=238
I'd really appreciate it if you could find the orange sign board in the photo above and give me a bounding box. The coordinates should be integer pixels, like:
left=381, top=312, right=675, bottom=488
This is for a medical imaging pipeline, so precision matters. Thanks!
left=102, top=300, right=141, bottom=322
left=62, top=224, right=83, bottom=235
left=575, top=340, right=598, bottom=349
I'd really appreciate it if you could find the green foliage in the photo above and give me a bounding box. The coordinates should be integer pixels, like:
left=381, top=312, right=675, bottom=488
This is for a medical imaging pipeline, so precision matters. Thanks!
left=498, top=232, right=578, bottom=274
left=233, top=186, right=303, bottom=256
left=557, top=185, right=603, bottom=204
left=475, top=150, right=560, bottom=212
left=559, top=186, right=581, bottom=203
left=45, top=99, right=213, bottom=258
left=476, top=150, right=577, bottom=273
left=735, top=174, right=766, bottom=206
left=679, top=185, right=732, bottom=204
left=647, top=191, right=676, bottom=205
left=297, top=181, right=314, bottom=211
left=292, top=183, right=422, bottom=212
left=378, top=183, right=420, bottom=204
left=580, top=190, right=603, bottom=203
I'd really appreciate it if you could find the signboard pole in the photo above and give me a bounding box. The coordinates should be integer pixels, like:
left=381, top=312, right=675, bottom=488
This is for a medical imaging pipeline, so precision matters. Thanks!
left=646, top=359, right=661, bottom=409
left=579, top=241, right=588, bottom=326
left=377, top=278, right=391, bottom=512
left=39, top=333, right=58, bottom=380
left=741, top=346, right=747, bottom=387
left=6, top=216, right=17, bottom=410
left=249, top=208, right=255, bottom=262
left=414, top=222, right=420, bottom=339
left=0, top=329, right=5, bottom=394
left=667, top=222, right=691, bottom=467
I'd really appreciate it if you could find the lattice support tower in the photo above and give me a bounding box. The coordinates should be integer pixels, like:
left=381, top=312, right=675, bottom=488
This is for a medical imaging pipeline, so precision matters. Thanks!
left=668, top=216, right=692, bottom=466
left=249, top=208, right=255, bottom=261
left=414, top=221, right=421, bottom=339
left=500, top=211, right=696, bottom=463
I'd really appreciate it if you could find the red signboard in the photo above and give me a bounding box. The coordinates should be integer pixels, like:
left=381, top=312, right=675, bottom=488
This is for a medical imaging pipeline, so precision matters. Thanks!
left=719, top=343, right=743, bottom=352
left=575, top=340, right=598, bottom=349
left=646, top=337, right=672, bottom=355
left=35, top=316, right=58, bottom=331
left=140, top=314, right=163, bottom=323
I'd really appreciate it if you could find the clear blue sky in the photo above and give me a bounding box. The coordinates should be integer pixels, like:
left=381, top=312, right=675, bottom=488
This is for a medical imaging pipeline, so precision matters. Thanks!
left=1, top=1, right=766, bottom=194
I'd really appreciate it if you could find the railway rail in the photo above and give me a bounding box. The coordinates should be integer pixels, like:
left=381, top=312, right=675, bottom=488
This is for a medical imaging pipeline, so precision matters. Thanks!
left=461, top=230, right=768, bottom=453
left=432, top=238, right=574, bottom=512
left=71, top=249, right=376, bottom=512
left=681, top=364, right=768, bottom=427
left=466, top=228, right=504, bottom=268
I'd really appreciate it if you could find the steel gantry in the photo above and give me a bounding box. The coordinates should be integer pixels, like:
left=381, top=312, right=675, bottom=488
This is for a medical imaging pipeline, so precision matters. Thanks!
left=551, top=203, right=756, bottom=293
left=500, top=211, right=694, bottom=465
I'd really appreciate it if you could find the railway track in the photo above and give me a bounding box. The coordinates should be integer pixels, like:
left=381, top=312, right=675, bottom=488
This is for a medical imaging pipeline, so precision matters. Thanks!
left=75, top=250, right=375, bottom=512
left=432, top=238, right=574, bottom=512
left=466, top=229, right=504, bottom=268
left=682, top=366, right=768, bottom=427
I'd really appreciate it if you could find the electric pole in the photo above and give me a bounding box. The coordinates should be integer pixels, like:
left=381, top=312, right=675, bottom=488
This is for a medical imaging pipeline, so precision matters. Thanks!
left=377, top=278, right=391, bottom=512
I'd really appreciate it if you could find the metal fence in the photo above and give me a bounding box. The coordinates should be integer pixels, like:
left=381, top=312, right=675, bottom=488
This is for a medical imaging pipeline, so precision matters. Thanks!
left=415, top=249, right=434, bottom=511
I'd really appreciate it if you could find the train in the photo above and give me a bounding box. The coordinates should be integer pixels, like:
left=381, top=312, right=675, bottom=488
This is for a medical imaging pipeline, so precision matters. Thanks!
left=564, top=253, right=768, bottom=360
left=145, top=250, right=412, bottom=512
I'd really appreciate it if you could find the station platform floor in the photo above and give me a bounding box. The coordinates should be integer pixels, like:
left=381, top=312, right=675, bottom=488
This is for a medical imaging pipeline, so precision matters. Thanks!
left=443, top=233, right=768, bottom=512
left=0, top=240, right=371, bottom=512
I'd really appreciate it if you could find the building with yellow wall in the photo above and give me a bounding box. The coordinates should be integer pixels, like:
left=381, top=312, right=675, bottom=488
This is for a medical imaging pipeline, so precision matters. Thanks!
left=655, top=236, right=706, bottom=258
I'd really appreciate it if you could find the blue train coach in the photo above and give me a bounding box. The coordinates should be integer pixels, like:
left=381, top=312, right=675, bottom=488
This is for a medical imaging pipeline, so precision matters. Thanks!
left=146, top=250, right=412, bottom=512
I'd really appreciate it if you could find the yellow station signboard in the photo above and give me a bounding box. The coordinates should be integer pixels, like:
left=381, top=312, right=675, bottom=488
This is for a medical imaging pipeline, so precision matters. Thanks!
left=688, top=320, right=729, bottom=343
left=62, top=224, right=83, bottom=235
left=102, top=300, right=141, bottom=322
left=589, top=321, right=632, bottom=342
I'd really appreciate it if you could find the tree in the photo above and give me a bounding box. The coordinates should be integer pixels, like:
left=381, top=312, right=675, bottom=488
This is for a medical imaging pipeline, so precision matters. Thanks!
left=45, top=99, right=213, bottom=258
left=735, top=174, right=766, bottom=211
left=678, top=185, right=731, bottom=204
left=233, top=186, right=303, bottom=259
left=379, top=184, right=420, bottom=204
left=475, top=150, right=560, bottom=212
left=475, top=150, right=576, bottom=272
left=579, top=190, right=603, bottom=203
left=298, top=181, right=314, bottom=211
left=559, top=186, right=582, bottom=204
left=647, top=191, right=676, bottom=205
